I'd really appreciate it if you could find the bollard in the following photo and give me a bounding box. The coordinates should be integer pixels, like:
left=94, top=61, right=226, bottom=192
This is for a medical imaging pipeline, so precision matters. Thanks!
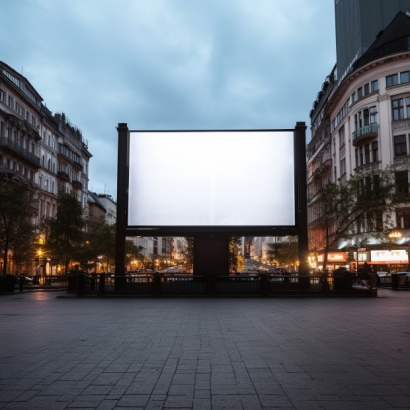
left=153, top=273, right=161, bottom=297
left=344, top=272, right=353, bottom=295
left=260, top=274, right=269, bottom=297
left=99, top=273, right=105, bottom=296
left=321, top=273, right=329, bottom=295
left=206, top=272, right=215, bottom=297
left=76, top=273, right=83, bottom=297
left=391, top=273, right=398, bottom=290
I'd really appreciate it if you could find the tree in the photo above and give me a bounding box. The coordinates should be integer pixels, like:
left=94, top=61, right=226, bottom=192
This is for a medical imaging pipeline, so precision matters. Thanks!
left=229, top=236, right=245, bottom=273
left=275, top=236, right=299, bottom=270
left=0, top=182, right=38, bottom=275
left=309, top=167, right=395, bottom=272
left=46, top=192, right=86, bottom=274
left=85, top=217, right=116, bottom=273
left=180, top=237, right=194, bottom=273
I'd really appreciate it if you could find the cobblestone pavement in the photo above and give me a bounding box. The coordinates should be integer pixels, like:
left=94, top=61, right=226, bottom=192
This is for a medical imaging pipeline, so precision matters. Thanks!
left=0, top=289, right=409, bottom=409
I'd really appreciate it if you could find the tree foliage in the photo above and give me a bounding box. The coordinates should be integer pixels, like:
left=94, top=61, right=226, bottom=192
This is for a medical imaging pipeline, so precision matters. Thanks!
left=0, top=182, right=38, bottom=275
left=85, top=217, right=116, bottom=272
left=229, top=236, right=245, bottom=273
left=309, top=167, right=395, bottom=271
left=46, top=192, right=86, bottom=274
left=274, top=236, right=299, bottom=268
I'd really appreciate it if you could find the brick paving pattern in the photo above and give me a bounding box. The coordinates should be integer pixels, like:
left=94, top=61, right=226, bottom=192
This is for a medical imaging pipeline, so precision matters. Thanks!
left=0, top=289, right=409, bottom=409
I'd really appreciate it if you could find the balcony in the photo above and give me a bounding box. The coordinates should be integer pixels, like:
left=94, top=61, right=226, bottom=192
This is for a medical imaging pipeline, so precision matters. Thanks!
left=57, top=171, right=70, bottom=182
left=312, top=158, right=332, bottom=178
left=72, top=179, right=83, bottom=190
left=73, top=160, right=83, bottom=171
left=0, top=137, right=40, bottom=168
left=352, top=123, right=379, bottom=146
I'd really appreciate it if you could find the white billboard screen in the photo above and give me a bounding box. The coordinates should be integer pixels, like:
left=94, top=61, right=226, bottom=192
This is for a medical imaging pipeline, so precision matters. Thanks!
left=127, top=130, right=296, bottom=227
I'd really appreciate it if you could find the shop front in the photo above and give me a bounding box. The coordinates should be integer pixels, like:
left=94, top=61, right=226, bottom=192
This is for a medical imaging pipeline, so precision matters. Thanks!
left=317, top=252, right=348, bottom=271
left=368, top=249, right=409, bottom=273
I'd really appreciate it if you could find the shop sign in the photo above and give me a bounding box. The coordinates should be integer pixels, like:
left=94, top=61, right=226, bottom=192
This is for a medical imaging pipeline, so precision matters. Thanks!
left=317, top=252, right=347, bottom=263
left=370, top=250, right=409, bottom=264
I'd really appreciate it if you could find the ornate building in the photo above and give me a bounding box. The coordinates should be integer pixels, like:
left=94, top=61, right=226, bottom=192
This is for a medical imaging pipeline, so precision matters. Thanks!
left=308, top=11, right=410, bottom=271
left=0, top=61, right=92, bottom=274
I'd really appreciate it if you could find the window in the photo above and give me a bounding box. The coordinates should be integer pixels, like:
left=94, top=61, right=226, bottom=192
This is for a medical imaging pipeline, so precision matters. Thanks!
left=365, top=144, right=370, bottom=163
left=369, top=106, right=377, bottom=123
left=0, top=88, right=5, bottom=103
left=401, top=71, right=410, bottom=84
left=8, top=96, right=13, bottom=108
left=351, top=92, right=356, bottom=104
left=357, top=87, right=363, bottom=99
left=397, top=207, right=410, bottom=228
left=340, top=158, right=346, bottom=176
left=395, top=171, right=409, bottom=194
left=339, top=126, right=345, bottom=147
left=375, top=211, right=383, bottom=232
left=392, top=98, right=404, bottom=120
left=371, top=80, right=378, bottom=92
left=394, top=135, right=407, bottom=157
left=373, top=175, right=380, bottom=197
left=364, top=83, right=370, bottom=95
left=406, top=97, right=410, bottom=118
left=363, top=108, right=370, bottom=126
left=15, top=101, right=22, bottom=115
left=372, top=141, right=378, bottom=162
left=386, top=74, right=399, bottom=87
left=359, top=146, right=364, bottom=166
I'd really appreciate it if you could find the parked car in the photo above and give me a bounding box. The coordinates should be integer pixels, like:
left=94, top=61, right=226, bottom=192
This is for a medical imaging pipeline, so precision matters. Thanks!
left=396, top=272, right=410, bottom=277
left=376, top=271, right=389, bottom=277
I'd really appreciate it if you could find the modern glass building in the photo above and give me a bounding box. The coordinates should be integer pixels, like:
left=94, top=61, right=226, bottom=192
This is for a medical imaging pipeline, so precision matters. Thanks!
left=335, top=0, right=410, bottom=82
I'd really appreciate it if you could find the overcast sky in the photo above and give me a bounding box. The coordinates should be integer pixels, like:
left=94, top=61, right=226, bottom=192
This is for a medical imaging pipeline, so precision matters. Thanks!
left=0, top=0, right=336, bottom=199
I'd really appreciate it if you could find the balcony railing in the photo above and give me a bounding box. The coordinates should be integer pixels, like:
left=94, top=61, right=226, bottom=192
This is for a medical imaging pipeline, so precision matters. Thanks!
left=0, top=137, right=40, bottom=168
left=72, top=179, right=83, bottom=190
left=73, top=160, right=83, bottom=171
left=352, top=123, right=379, bottom=145
left=57, top=171, right=70, bottom=181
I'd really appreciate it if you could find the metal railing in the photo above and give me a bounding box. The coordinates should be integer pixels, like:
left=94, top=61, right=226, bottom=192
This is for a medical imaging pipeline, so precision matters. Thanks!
left=66, top=272, right=378, bottom=297
left=352, top=123, right=379, bottom=142
left=0, top=137, right=40, bottom=167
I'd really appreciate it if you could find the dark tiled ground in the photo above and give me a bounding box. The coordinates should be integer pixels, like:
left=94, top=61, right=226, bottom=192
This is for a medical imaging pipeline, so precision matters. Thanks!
left=0, top=289, right=409, bottom=409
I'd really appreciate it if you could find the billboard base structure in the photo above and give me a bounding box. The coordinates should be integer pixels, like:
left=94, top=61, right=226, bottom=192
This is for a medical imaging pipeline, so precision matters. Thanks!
left=193, top=236, right=230, bottom=275
left=114, top=122, right=309, bottom=283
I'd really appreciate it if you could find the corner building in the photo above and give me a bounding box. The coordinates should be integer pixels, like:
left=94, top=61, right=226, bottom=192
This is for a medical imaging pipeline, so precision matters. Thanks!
left=308, top=10, right=410, bottom=272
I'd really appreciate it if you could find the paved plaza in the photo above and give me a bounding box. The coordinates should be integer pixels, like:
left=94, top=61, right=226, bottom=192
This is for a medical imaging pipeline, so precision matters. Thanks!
left=0, top=290, right=409, bottom=409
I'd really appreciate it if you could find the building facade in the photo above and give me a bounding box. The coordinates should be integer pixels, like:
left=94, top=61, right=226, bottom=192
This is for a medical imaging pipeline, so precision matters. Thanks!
left=0, top=61, right=92, bottom=275
left=308, top=11, right=410, bottom=272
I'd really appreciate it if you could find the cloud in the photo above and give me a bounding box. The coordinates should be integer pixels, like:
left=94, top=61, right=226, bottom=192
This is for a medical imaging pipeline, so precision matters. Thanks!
left=0, top=0, right=335, bottom=198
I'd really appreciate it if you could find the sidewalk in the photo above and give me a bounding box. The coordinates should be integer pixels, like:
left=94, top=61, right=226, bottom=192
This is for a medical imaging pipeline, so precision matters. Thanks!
left=0, top=289, right=409, bottom=409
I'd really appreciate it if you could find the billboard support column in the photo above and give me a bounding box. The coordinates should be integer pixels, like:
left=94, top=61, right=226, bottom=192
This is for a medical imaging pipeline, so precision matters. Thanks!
left=115, top=123, right=128, bottom=290
left=295, top=122, right=309, bottom=280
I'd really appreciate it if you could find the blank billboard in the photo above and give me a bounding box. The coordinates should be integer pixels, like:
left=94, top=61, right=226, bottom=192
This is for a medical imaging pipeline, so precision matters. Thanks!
left=127, top=130, right=296, bottom=230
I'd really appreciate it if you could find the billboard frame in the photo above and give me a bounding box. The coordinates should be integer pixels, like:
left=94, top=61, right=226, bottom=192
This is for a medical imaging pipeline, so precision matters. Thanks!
left=114, top=122, right=308, bottom=278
